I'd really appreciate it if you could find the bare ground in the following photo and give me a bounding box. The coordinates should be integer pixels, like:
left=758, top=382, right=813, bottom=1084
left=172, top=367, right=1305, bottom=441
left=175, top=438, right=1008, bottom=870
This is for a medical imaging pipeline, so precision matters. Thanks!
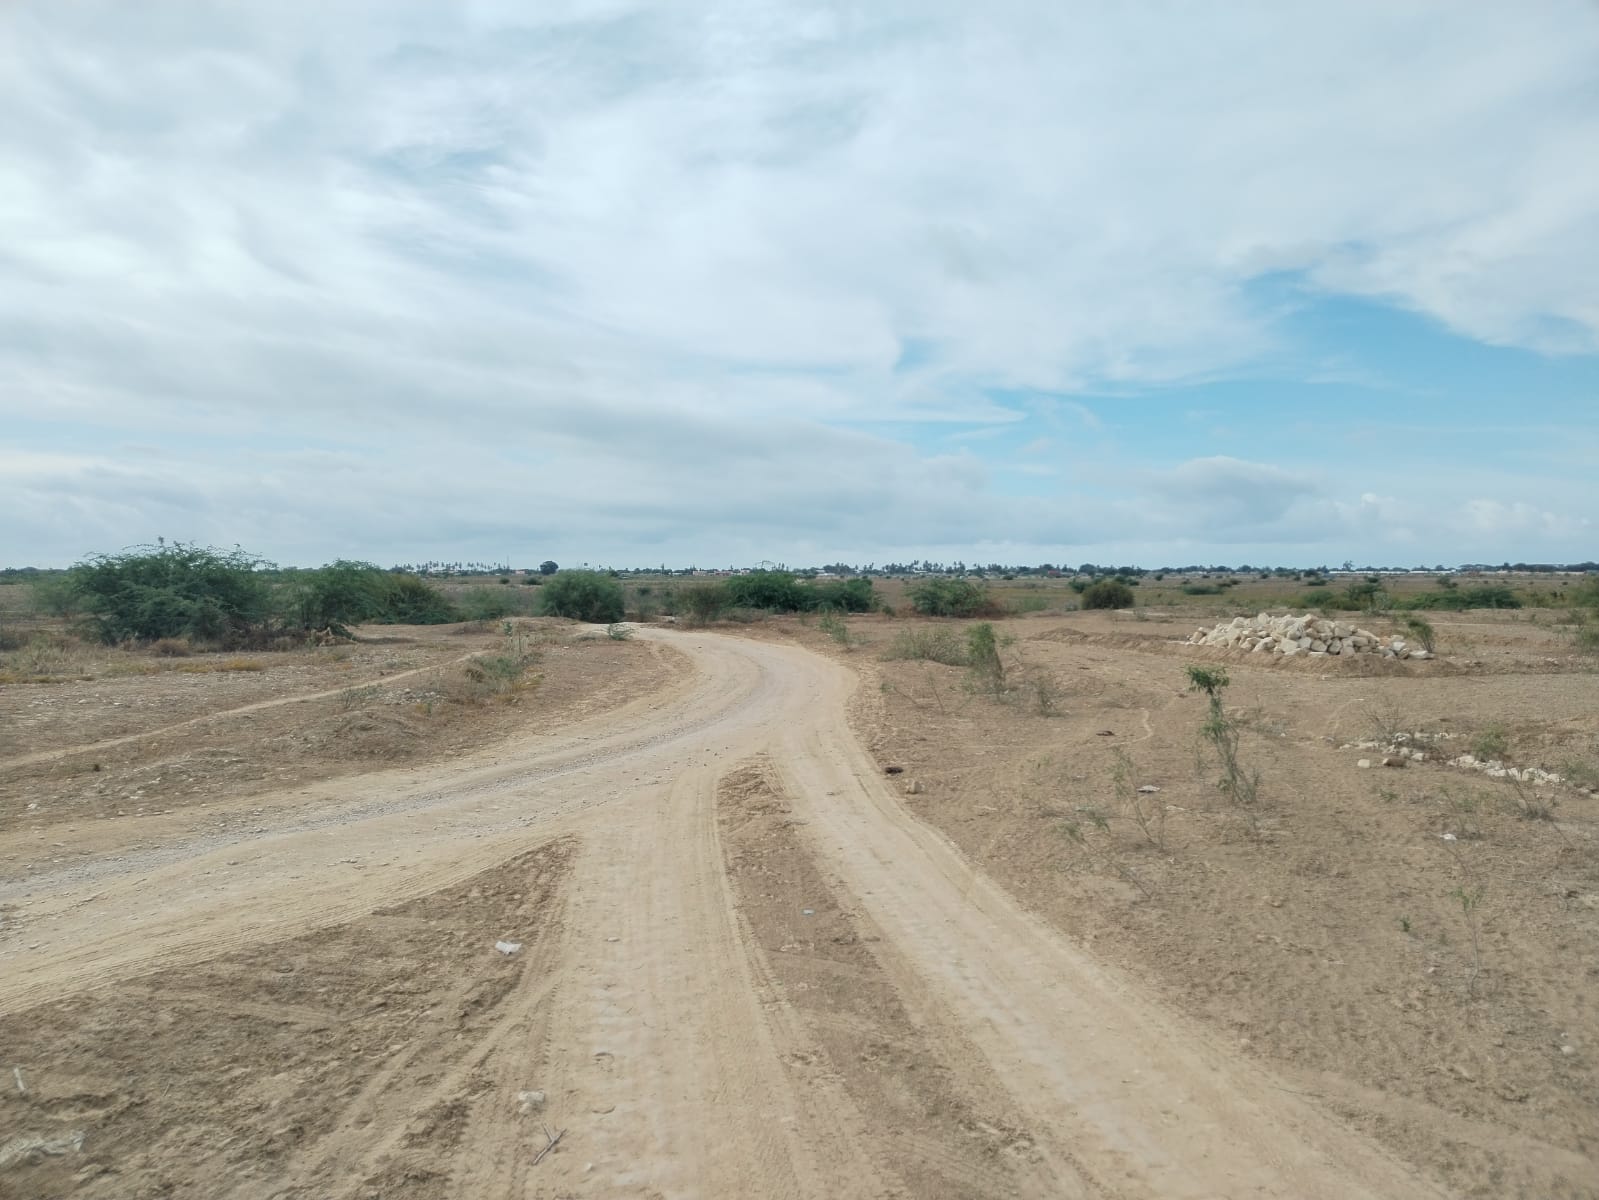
left=1, top=610, right=1595, bottom=1197
left=845, top=608, right=1599, bottom=1199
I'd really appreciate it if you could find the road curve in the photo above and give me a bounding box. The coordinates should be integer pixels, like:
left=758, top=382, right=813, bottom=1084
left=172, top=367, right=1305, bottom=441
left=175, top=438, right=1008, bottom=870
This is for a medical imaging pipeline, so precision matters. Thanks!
left=2, top=628, right=1446, bottom=1198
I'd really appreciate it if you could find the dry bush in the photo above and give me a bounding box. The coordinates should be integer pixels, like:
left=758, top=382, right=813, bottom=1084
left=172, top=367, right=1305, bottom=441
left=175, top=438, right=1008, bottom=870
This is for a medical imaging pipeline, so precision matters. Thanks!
left=446, top=644, right=541, bottom=705
left=173, top=657, right=266, bottom=674
left=882, top=627, right=968, bottom=666
left=149, top=637, right=193, bottom=657
left=0, top=633, right=91, bottom=682
left=318, top=709, right=424, bottom=759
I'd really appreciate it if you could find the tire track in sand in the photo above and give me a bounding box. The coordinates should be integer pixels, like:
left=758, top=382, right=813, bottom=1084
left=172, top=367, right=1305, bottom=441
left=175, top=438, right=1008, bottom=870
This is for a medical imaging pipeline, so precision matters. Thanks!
left=5, top=629, right=1454, bottom=1198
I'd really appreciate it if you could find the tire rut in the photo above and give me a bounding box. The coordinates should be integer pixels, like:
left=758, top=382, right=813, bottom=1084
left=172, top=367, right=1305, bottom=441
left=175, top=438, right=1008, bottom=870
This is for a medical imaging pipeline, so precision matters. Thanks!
left=4, top=628, right=1457, bottom=1198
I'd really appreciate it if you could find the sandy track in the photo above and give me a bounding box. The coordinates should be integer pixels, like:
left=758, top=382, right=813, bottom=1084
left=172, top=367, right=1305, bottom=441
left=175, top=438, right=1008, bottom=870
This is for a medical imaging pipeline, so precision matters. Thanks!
left=2, top=629, right=1448, bottom=1197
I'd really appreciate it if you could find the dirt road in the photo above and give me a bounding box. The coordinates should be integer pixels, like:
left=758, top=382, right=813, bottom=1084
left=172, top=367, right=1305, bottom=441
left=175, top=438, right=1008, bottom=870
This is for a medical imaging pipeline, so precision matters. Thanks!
left=2, top=629, right=1447, bottom=1198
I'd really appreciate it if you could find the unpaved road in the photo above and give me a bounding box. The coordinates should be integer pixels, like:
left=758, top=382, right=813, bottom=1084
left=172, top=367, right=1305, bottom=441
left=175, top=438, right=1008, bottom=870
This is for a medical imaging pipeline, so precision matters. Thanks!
left=2, top=629, right=1447, bottom=1198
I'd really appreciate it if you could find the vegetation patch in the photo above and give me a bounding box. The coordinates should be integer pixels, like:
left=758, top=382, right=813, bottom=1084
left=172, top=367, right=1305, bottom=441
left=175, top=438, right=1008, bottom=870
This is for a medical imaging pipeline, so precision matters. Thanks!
left=288, top=561, right=457, bottom=629
left=72, top=543, right=275, bottom=645
left=907, top=577, right=997, bottom=618
left=882, top=626, right=969, bottom=666
left=536, top=570, right=625, bottom=623
left=1081, top=579, right=1135, bottom=610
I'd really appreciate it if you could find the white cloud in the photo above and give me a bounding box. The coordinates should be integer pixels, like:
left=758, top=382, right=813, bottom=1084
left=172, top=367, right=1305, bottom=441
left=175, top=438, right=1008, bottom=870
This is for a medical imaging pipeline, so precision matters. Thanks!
left=1462, top=499, right=1590, bottom=540
left=1, top=1, right=1595, bottom=565
left=1147, top=457, right=1319, bottom=529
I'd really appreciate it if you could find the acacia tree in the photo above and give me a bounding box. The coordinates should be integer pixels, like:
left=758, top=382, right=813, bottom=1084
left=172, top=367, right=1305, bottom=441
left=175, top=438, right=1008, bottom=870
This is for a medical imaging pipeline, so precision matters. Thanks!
left=71, top=542, right=274, bottom=644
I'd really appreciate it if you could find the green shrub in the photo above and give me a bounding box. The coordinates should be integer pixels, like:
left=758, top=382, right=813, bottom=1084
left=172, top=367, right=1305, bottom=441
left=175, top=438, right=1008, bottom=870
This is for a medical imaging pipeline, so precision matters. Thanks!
left=461, top=585, right=520, bottom=621
left=809, top=577, right=877, bottom=612
left=908, top=577, right=995, bottom=617
left=71, top=543, right=275, bottom=645
left=1082, top=580, right=1135, bottom=609
left=376, top=574, right=459, bottom=624
left=678, top=582, right=729, bottom=623
left=1321, top=581, right=1387, bottom=611
left=1399, top=585, right=1520, bottom=611
left=537, top=570, right=625, bottom=623
left=816, top=610, right=852, bottom=646
left=1181, top=584, right=1221, bottom=597
left=459, top=647, right=537, bottom=699
left=288, top=561, right=384, bottom=629
left=966, top=623, right=1005, bottom=692
left=1403, top=615, right=1437, bottom=652
left=721, top=570, right=808, bottom=612
left=288, top=562, right=457, bottom=627
left=1472, top=725, right=1510, bottom=761
left=29, top=573, right=80, bottom=618
left=1573, top=621, right=1599, bottom=656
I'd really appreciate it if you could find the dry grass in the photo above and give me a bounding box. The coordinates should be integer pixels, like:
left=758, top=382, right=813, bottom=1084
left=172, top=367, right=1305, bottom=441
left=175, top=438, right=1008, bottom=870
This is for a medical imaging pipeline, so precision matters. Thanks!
left=175, top=657, right=266, bottom=673
left=0, top=635, right=269, bottom=683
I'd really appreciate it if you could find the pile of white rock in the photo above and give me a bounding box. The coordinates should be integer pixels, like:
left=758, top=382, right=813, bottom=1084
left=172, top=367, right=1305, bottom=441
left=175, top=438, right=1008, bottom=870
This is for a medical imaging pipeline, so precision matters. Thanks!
left=1185, top=613, right=1432, bottom=660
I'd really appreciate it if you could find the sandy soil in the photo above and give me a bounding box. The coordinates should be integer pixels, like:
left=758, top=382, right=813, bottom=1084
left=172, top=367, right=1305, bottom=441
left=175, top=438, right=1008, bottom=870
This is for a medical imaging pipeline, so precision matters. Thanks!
left=2, top=611, right=1594, bottom=1197
left=843, top=608, right=1599, bottom=1200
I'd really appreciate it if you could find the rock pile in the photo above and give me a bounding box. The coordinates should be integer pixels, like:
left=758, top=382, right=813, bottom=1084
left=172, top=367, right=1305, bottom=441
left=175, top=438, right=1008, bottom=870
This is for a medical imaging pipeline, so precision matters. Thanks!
left=1186, top=613, right=1432, bottom=660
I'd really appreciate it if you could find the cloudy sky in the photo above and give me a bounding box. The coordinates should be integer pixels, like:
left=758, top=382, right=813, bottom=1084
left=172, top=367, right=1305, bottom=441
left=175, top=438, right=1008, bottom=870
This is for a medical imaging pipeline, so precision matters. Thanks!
left=4, top=2, right=1596, bottom=569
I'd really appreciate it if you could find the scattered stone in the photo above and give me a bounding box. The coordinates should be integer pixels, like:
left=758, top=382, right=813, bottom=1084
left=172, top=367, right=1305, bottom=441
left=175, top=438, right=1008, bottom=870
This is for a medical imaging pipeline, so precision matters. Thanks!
left=1357, top=759, right=1373, bottom=769
left=904, top=779, right=924, bottom=795
left=1136, top=785, right=1160, bottom=794
left=517, top=1090, right=546, bottom=1114
left=0, top=1131, right=85, bottom=1169
left=494, top=940, right=523, bottom=956
left=1447, top=754, right=1563, bottom=787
